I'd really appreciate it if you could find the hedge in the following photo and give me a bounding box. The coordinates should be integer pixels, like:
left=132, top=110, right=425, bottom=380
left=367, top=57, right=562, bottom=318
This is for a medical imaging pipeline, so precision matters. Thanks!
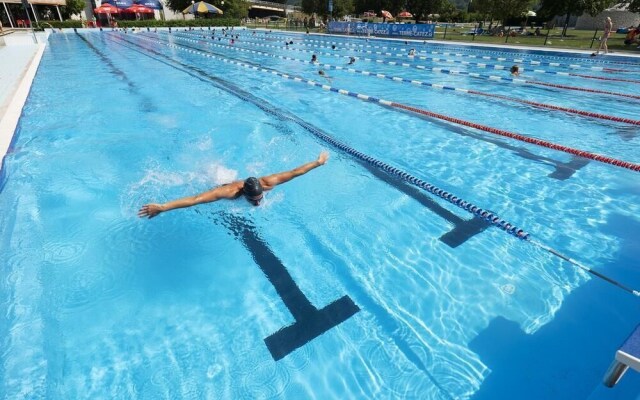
left=115, top=18, right=240, bottom=28
left=34, top=20, right=83, bottom=29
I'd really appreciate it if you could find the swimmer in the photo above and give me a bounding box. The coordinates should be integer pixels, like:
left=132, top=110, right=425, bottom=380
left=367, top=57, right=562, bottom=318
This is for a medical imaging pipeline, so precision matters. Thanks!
left=318, top=70, right=332, bottom=82
left=138, top=152, right=330, bottom=217
left=408, top=48, right=415, bottom=56
left=311, top=54, right=318, bottom=63
left=347, top=56, right=356, bottom=65
left=510, top=65, right=520, bottom=76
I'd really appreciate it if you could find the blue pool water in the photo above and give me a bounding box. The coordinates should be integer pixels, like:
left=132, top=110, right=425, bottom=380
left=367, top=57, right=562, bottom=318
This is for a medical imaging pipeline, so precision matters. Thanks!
left=0, top=28, right=639, bottom=399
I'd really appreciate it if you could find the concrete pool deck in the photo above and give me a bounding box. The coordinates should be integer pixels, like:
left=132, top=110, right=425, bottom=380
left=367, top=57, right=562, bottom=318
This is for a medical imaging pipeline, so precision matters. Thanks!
left=0, top=30, right=47, bottom=165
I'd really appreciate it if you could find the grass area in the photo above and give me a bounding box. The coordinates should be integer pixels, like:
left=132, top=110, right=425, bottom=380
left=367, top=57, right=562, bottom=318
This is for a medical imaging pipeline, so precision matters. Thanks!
left=435, top=26, right=638, bottom=54
left=244, top=21, right=640, bottom=56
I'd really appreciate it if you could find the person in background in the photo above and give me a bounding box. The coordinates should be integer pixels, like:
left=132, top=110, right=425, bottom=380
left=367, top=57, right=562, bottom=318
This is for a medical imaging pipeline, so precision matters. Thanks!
left=592, top=16, right=613, bottom=56
left=624, top=25, right=640, bottom=45
left=138, top=152, right=330, bottom=218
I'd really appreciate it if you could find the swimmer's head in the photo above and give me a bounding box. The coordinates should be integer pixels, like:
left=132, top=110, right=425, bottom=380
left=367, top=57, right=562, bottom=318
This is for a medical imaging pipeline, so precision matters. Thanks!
left=243, top=177, right=264, bottom=206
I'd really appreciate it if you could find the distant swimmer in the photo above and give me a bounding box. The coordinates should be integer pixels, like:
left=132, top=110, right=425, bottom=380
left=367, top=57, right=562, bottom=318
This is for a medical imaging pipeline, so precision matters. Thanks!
left=510, top=65, right=520, bottom=76
left=408, top=48, right=416, bottom=56
left=318, top=70, right=333, bottom=82
left=311, top=54, right=318, bottom=63
left=347, top=56, right=356, bottom=65
left=138, top=152, right=330, bottom=218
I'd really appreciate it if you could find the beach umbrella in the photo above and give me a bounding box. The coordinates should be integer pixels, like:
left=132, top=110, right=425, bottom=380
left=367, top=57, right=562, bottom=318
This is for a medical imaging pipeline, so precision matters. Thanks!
left=182, top=1, right=223, bottom=15
left=124, top=4, right=154, bottom=13
left=380, top=10, right=393, bottom=20
left=523, top=10, right=536, bottom=26
left=94, top=3, right=120, bottom=13
left=398, top=11, right=413, bottom=18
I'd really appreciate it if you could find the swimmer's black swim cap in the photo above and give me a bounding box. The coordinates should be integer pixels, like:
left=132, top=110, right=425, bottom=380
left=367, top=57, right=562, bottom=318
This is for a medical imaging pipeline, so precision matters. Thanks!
left=243, top=177, right=263, bottom=197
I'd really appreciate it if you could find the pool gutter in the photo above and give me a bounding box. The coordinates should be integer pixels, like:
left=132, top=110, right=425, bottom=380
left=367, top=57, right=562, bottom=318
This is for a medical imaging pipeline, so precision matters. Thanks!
left=0, top=38, right=46, bottom=172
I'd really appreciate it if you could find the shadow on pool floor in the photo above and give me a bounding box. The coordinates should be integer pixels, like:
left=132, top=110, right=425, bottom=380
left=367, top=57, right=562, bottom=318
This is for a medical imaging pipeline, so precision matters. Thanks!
left=470, top=213, right=640, bottom=400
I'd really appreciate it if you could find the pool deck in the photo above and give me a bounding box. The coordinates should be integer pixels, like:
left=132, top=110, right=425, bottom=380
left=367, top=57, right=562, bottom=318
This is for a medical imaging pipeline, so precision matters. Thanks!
left=0, top=30, right=47, bottom=164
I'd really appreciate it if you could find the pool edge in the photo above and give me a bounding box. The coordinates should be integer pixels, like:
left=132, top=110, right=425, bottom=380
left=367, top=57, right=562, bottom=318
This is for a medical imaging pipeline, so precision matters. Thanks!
left=0, top=42, right=47, bottom=169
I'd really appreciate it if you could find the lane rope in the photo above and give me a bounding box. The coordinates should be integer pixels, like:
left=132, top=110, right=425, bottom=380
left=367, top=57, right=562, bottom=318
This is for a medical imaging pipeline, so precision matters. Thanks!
left=105, top=32, right=640, bottom=297
left=240, top=29, right=640, bottom=72
left=178, top=30, right=640, bottom=101
left=167, top=31, right=640, bottom=126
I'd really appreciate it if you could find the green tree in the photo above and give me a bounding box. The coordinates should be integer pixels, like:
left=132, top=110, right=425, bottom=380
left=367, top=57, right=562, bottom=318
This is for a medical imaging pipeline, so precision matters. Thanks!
left=332, top=0, right=355, bottom=18
left=438, top=1, right=458, bottom=21
left=223, top=0, right=250, bottom=18
left=630, top=0, right=640, bottom=12
left=405, top=0, right=445, bottom=22
left=538, top=0, right=616, bottom=36
left=490, top=0, right=531, bottom=25
left=61, top=0, right=85, bottom=18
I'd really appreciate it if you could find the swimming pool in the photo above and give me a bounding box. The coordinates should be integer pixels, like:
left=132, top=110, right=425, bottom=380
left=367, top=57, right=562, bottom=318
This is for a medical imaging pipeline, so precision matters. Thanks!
left=0, top=28, right=639, bottom=399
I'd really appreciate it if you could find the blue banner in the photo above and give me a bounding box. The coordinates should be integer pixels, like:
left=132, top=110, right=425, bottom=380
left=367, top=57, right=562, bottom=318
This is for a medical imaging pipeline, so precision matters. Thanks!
left=102, top=0, right=134, bottom=8
left=328, top=22, right=435, bottom=39
left=134, top=0, right=162, bottom=9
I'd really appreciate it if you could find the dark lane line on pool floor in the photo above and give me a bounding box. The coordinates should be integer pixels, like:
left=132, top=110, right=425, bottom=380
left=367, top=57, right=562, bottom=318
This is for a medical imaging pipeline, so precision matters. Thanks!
left=109, top=32, right=640, bottom=302
left=143, top=32, right=600, bottom=179
left=168, top=31, right=640, bottom=128
left=75, top=33, right=157, bottom=113
left=105, top=33, right=495, bottom=246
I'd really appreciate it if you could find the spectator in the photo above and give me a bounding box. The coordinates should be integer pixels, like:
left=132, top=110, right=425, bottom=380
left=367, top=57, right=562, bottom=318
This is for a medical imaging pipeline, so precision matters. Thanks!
left=592, top=16, right=613, bottom=56
left=624, top=26, right=640, bottom=45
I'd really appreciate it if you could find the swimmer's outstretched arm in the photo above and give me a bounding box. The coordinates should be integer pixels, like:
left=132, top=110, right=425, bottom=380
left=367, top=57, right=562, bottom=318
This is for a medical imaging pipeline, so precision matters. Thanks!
left=260, top=151, right=329, bottom=189
left=138, top=181, right=243, bottom=218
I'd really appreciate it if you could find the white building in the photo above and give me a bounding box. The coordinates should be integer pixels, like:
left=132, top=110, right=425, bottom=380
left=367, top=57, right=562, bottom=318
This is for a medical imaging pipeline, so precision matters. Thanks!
left=575, top=2, right=640, bottom=30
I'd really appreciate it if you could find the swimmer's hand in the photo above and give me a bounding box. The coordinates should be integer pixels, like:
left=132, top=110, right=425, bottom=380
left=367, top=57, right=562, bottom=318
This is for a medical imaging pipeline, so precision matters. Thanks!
left=317, top=151, right=329, bottom=165
left=138, top=203, right=164, bottom=219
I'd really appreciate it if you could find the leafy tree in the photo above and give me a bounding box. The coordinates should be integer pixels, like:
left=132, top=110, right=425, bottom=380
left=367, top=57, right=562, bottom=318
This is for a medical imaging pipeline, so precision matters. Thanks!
left=490, top=0, right=531, bottom=25
left=405, top=0, right=445, bottom=22
left=223, top=0, right=250, bottom=18
left=438, top=1, right=458, bottom=20
left=61, top=0, right=85, bottom=18
left=332, top=0, right=355, bottom=18
left=538, top=0, right=616, bottom=36
left=630, top=0, right=640, bottom=12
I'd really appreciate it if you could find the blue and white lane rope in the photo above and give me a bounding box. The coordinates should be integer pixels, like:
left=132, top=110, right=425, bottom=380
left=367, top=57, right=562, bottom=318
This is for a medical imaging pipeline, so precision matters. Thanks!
left=164, top=32, right=640, bottom=126
left=110, top=32, right=640, bottom=297
left=240, top=29, right=640, bottom=71
left=181, top=30, right=637, bottom=78
left=257, top=29, right=640, bottom=67
left=142, top=32, right=640, bottom=170
left=170, top=31, right=640, bottom=101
